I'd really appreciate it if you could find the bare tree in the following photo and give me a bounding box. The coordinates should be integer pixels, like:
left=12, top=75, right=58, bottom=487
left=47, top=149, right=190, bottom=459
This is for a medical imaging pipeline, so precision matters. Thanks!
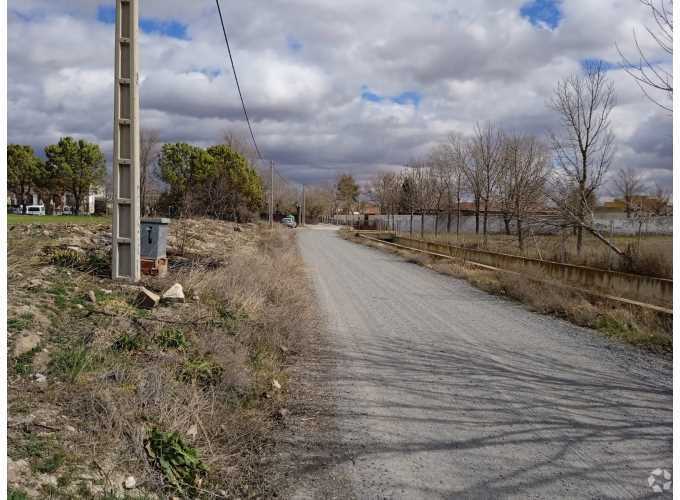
left=427, top=144, right=453, bottom=238
left=140, top=128, right=161, bottom=215
left=370, top=171, right=401, bottom=230
left=613, top=167, right=644, bottom=218
left=617, top=0, right=672, bottom=111
left=469, top=122, right=503, bottom=244
left=548, top=61, right=616, bottom=255
left=502, top=133, right=549, bottom=252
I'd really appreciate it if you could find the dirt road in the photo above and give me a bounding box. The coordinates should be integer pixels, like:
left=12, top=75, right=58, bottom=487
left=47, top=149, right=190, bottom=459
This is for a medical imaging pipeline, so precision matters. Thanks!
left=290, top=226, right=672, bottom=499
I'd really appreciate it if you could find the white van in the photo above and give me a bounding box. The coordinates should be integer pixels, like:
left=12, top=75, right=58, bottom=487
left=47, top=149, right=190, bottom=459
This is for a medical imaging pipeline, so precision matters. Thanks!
left=25, top=205, right=46, bottom=216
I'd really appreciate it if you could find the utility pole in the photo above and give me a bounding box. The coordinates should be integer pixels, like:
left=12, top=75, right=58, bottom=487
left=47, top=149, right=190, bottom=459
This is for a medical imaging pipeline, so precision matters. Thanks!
left=269, top=160, right=274, bottom=226
left=112, top=0, right=140, bottom=281
left=302, top=184, right=305, bottom=226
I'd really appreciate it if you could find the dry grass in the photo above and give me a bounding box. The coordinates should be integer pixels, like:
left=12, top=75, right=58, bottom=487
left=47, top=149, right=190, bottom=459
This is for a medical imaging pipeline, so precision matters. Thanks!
left=8, top=219, right=317, bottom=498
left=348, top=232, right=672, bottom=353
left=412, top=231, right=672, bottom=278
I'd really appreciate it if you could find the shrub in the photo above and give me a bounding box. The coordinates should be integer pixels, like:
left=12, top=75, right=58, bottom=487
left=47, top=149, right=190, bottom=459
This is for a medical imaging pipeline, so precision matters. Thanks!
left=48, top=248, right=86, bottom=268
left=144, top=428, right=207, bottom=495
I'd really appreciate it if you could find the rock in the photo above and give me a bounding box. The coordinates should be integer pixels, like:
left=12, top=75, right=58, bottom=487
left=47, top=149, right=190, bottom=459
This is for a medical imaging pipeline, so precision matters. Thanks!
left=27, top=278, right=44, bottom=288
left=34, top=373, right=47, bottom=384
left=135, top=287, right=160, bottom=309
left=161, top=283, right=185, bottom=304
left=87, top=290, right=97, bottom=304
left=39, top=474, right=58, bottom=486
left=233, top=225, right=242, bottom=232
left=272, top=379, right=282, bottom=390
left=33, top=350, right=50, bottom=371
left=14, top=333, right=41, bottom=357
left=278, top=408, right=289, bottom=419
left=100, top=288, right=113, bottom=295
left=187, top=424, right=198, bottom=438
left=124, top=476, right=136, bottom=489
left=8, top=458, right=30, bottom=482
left=64, top=425, right=76, bottom=433
left=76, top=304, right=84, bottom=310
left=66, top=245, right=86, bottom=254
left=192, top=294, right=200, bottom=302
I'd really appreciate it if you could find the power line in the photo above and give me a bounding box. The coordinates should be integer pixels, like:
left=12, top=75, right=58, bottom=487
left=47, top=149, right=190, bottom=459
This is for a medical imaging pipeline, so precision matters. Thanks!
left=215, top=0, right=263, bottom=160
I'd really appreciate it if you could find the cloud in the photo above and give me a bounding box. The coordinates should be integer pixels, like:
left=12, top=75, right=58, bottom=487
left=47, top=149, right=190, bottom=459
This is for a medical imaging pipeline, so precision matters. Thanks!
left=7, top=0, right=672, bottom=191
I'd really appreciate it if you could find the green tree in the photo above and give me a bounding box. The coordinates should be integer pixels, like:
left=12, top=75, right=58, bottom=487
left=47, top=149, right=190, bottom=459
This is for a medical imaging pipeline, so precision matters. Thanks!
left=206, top=145, right=263, bottom=221
left=44, top=137, right=105, bottom=215
left=336, top=174, right=359, bottom=214
left=158, top=143, right=215, bottom=214
left=7, top=144, right=43, bottom=212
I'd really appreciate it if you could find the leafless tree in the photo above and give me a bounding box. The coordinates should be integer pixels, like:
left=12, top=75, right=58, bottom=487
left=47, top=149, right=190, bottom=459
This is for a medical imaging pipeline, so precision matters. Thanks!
left=427, top=144, right=454, bottom=238
left=617, top=0, right=673, bottom=111
left=613, top=167, right=644, bottom=218
left=140, top=128, right=161, bottom=215
left=548, top=60, right=616, bottom=255
left=469, top=122, right=503, bottom=244
left=501, top=133, right=549, bottom=252
left=370, top=171, right=401, bottom=229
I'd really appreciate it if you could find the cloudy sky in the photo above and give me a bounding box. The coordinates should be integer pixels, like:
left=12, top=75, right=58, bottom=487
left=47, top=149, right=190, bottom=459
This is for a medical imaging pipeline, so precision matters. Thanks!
left=7, top=0, right=673, bottom=194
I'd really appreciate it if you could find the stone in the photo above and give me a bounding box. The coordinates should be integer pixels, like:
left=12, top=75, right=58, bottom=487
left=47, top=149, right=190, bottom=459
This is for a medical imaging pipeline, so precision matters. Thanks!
left=233, top=225, right=242, bottom=232
left=124, top=476, right=136, bottom=489
left=64, top=425, right=76, bottom=433
left=192, top=294, right=200, bottom=302
left=187, top=424, right=198, bottom=438
left=272, top=379, right=282, bottom=390
left=161, top=283, right=185, bottom=304
left=34, top=373, right=47, bottom=383
left=278, top=408, right=289, bottom=419
left=14, top=333, right=40, bottom=357
left=76, top=304, right=84, bottom=310
left=87, top=290, right=97, bottom=304
left=8, top=458, right=30, bottom=482
left=135, top=288, right=160, bottom=309
left=100, top=288, right=113, bottom=295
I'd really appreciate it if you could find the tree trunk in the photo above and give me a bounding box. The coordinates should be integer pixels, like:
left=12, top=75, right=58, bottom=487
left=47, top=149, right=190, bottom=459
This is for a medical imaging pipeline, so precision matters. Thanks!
left=74, top=194, right=81, bottom=215
left=420, top=212, right=425, bottom=239
left=409, top=210, right=413, bottom=237
left=434, top=213, right=439, bottom=237
left=517, top=217, right=524, bottom=253
left=474, top=200, right=480, bottom=234
left=503, top=213, right=511, bottom=235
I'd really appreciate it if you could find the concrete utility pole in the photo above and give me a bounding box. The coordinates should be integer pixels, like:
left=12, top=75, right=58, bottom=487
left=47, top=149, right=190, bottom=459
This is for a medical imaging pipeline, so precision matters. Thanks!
left=269, top=160, right=274, bottom=226
left=112, top=0, right=141, bottom=281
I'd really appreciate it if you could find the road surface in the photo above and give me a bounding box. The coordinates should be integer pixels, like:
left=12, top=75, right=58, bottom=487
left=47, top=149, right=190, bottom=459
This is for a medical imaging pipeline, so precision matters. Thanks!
left=290, top=226, right=672, bottom=499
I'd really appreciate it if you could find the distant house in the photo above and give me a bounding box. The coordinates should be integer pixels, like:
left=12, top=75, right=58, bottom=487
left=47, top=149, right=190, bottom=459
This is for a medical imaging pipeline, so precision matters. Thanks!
left=600, top=196, right=671, bottom=216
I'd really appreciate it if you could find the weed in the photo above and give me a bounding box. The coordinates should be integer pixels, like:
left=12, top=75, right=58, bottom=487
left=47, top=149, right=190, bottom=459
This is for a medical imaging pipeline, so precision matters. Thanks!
left=144, top=428, right=207, bottom=495
left=8, top=488, right=29, bottom=500
left=8, top=313, right=33, bottom=333
left=13, top=346, right=41, bottom=376
left=48, top=248, right=86, bottom=268
left=156, top=328, right=188, bottom=350
left=178, top=358, right=223, bottom=386
left=49, top=344, right=92, bottom=383
left=46, top=284, right=70, bottom=309
left=112, top=333, right=145, bottom=352
left=34, top=449, right=65, bottom=473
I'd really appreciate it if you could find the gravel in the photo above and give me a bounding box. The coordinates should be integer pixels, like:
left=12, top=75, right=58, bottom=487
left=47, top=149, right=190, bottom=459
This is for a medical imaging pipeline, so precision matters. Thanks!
left=290, top=226, right=672, bottom=499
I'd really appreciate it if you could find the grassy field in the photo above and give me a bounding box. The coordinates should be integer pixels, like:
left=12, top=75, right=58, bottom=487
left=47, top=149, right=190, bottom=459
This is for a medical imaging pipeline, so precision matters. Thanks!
left=7, top=214, right=111, bottom=225
left=400, top=231, right=672, bottom=279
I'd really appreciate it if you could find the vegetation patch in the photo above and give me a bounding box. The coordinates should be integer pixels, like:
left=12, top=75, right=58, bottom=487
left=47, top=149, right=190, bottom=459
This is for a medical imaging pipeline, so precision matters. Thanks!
left=178, top=357, right=224, bottom=386
left=156, top=328, right=188, bottom=350
left=49, top=344, right=93, bottom=383
left=144, top=428, right=207, bottom=495
left=112, top=333, right=145, bottom=352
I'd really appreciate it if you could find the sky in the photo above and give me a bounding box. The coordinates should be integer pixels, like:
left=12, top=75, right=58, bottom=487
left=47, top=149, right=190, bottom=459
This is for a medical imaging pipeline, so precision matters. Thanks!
left=7, top=0, right=673, bottom=194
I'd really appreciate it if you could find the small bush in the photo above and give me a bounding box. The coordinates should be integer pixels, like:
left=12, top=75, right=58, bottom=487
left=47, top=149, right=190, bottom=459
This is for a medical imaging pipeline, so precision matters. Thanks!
left=178, top=358, right=223, bottom=386
left=33, top=450, right=65, bottom=473
left=156, top=328, right=188, bottom=350
left=112, top=333, right=145, bottom=352
left=49, top=345, right=92, bottom=383
left=8, top=488, right=29, bottom=500
left=144, top=428, right=207, bottom=495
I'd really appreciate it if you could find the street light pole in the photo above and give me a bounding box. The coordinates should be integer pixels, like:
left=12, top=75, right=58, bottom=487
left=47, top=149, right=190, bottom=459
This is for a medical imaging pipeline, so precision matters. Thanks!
left=112, top=0, right=140, bottom=281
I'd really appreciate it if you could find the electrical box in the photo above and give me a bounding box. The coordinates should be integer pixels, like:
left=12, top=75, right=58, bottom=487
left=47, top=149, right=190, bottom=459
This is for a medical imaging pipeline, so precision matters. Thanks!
left=140, top=217, right=170, bottom=276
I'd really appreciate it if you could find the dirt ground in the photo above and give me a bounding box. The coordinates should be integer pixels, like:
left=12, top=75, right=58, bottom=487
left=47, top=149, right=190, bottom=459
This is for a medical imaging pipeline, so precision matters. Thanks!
left=7, top=219, right=318, bottom=499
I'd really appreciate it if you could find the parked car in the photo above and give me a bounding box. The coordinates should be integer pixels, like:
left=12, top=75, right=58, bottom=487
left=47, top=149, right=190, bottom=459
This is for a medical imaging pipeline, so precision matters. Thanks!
left=62, top=206, right=73, bottom=215
left=25, top=204, right=46, bottom=216
left=281, top=216, right=297, bottom=228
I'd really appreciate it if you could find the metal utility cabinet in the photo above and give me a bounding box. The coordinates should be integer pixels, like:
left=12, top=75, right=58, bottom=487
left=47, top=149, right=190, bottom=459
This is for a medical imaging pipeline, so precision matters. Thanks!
left=140, top=217, right=169, bottom=276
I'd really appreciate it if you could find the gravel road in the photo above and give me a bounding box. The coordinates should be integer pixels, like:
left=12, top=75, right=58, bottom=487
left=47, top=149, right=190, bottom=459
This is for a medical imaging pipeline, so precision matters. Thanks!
left=291, top=226, right=672, bottom=499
